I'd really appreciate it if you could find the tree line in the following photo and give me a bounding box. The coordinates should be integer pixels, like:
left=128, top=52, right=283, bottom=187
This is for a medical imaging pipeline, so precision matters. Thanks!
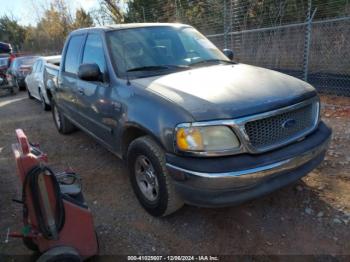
left=0, top=0, right=349, bottom=54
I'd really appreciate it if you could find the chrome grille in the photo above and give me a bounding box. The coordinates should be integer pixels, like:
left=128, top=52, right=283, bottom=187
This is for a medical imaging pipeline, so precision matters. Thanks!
left=244, top=102, right=316, bottom=150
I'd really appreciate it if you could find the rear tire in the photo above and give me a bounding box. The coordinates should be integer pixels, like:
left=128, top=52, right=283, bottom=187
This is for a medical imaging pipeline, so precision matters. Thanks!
left=127, top=136, right=184, bottom=217
left=52, top=101, right=76, bottom=134
left=16, top=78, right=25, bottom=91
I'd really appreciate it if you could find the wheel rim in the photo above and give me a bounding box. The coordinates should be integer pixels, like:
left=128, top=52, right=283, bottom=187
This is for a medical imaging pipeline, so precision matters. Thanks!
left=53, top=106, right=61, bottom=129
left=135, top=155, right=159, bottom=202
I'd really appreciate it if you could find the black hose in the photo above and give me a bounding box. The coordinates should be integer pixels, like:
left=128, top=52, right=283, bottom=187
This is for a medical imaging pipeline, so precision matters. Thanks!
left=22, top=165, right=65, bottom=240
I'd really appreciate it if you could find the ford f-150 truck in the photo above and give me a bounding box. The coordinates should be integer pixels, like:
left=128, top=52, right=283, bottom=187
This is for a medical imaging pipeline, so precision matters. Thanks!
left=48, top=23, right=331, bottom=217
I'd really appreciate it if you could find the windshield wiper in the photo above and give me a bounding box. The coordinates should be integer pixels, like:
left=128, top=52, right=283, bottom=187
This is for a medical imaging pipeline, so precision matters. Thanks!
left=126, top=65, right=189, bottom=72
left=189, top=59, right=235, bottom=67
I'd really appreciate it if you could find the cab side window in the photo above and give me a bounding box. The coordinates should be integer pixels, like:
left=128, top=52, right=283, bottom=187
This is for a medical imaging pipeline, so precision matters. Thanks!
left=82, top=34, right=106, bottom=74
left=64, top=35, right=85, bottom=74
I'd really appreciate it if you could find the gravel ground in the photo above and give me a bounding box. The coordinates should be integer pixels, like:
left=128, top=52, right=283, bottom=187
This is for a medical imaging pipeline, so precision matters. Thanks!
left=0, top=92, right=349, bottom=259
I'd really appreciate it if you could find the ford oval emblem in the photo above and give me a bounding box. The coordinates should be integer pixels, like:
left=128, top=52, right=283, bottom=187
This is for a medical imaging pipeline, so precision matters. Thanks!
left=282, top=119, right=297, bottom=129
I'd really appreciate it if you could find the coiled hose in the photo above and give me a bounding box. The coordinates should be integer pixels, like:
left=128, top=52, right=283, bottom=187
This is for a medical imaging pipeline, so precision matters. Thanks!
left=22, top=165, right=65, bottom=240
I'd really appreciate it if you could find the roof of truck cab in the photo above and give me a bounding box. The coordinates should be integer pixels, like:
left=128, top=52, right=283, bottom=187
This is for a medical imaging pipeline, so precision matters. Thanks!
left=71, top=23, right=190, bottom=34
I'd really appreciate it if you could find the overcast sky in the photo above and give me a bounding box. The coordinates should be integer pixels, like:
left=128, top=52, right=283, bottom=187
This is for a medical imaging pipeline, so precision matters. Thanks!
left=0, top=0, right=101, bottom=26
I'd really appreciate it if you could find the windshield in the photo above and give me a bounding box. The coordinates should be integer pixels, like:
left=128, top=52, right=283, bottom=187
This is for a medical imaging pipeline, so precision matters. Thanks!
left=106, top=26, right=229, bottom=78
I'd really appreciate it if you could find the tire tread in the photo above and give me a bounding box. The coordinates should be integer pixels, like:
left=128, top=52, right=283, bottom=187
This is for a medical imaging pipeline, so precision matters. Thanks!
left=52, top=102, right=76, bottom=134
left=128, top=136, right=183, bottom=216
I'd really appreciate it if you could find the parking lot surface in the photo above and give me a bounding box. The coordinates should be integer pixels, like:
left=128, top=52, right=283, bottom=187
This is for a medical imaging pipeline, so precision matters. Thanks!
left=0, top=92, right=349, bottom=256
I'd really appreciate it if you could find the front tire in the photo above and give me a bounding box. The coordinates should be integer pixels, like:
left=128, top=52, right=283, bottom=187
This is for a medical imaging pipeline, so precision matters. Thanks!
left=127, top=136, right=184, bottom=217
left=52, top=102, right=76, bottom=134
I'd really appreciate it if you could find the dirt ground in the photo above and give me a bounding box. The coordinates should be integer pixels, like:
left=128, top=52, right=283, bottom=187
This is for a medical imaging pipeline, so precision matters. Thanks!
left=0, top=91, right=349, bottom=259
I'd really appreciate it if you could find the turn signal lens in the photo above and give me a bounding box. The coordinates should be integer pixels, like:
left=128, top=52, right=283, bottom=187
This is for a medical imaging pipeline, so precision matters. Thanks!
left=176, top=127, right=203, bottom=151
left=176, top=125, right=240, bottom=152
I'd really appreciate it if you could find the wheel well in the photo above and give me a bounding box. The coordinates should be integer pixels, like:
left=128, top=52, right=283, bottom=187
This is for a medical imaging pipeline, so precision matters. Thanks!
left=46, top=88, right=52, bottom=102
left=39, top=86, right=52, bottom=102
left=121, top=127, right=148, bottom=160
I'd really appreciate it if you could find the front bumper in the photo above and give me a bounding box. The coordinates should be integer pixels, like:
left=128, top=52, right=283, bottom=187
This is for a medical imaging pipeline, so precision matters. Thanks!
left=166, top=121, right=331, bottom=207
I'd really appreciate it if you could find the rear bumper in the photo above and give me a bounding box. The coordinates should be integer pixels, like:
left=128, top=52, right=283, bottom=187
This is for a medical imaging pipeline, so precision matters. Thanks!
left=166, top=121, right=331, bottom=207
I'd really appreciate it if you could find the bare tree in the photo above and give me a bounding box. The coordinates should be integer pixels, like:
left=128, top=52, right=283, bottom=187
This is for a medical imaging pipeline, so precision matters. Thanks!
left=91, top=0, right=124, bottom=25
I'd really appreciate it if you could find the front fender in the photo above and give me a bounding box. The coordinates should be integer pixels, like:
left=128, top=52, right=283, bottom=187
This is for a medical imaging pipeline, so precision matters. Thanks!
left=120, top=84, right=194, bottom=153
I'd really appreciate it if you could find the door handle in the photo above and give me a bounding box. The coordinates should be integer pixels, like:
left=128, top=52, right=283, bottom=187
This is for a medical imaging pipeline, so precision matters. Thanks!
left=77, top=88, right=84, bottom=95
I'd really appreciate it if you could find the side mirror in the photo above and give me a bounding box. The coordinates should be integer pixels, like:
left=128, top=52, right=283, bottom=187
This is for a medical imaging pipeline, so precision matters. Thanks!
left=222, top=49, right=234, bottom=60
left=78, top=63, right=101, bottom=82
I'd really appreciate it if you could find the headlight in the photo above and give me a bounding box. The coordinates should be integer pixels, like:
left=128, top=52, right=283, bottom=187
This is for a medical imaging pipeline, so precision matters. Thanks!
left=176, top=125, right=240, bottom=153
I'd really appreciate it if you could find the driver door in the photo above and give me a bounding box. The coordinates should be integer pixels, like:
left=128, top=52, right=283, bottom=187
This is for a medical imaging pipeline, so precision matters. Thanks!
left=75, top=33, right=116, bottom=150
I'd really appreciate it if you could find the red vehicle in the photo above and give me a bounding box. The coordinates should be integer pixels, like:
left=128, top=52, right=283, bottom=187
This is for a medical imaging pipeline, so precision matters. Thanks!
left=0, top=42, right=17, bottom=93
left=0, top=42, right=12, bottom=75
left=0, top=41, right=12, bottom=53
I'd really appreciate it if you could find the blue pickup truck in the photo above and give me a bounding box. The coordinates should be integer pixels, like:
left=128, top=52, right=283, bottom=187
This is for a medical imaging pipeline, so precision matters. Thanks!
left=46, top=23, right=331, bottom=216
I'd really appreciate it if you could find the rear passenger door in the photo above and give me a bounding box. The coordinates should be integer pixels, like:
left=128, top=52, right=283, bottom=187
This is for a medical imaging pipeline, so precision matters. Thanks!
left=76, top=33, right=115, bottom=149
left=58, top=34, right=85, bottom=120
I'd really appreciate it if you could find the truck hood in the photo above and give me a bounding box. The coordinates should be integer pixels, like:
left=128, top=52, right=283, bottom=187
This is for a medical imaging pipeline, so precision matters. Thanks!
left=131, top=63, right=316, bottom=121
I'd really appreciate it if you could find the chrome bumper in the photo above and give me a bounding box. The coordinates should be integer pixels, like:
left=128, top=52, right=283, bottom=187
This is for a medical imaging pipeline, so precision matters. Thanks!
left=166, top=137, right=330, bottom=190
